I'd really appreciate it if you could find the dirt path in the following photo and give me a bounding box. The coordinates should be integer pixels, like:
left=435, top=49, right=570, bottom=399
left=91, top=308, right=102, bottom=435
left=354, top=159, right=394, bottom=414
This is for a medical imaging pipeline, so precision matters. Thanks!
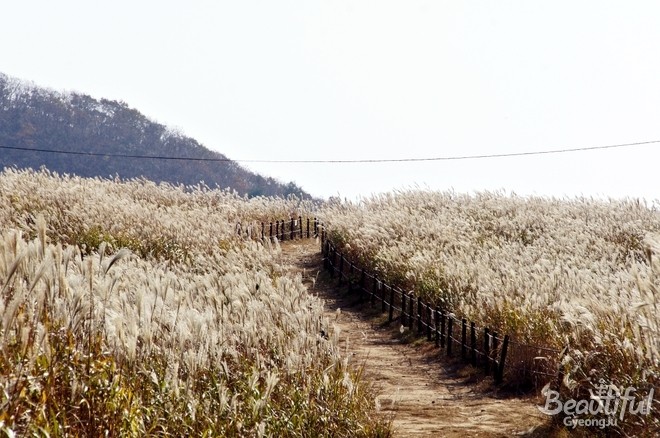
left=279, top=240, right=552, bottom=438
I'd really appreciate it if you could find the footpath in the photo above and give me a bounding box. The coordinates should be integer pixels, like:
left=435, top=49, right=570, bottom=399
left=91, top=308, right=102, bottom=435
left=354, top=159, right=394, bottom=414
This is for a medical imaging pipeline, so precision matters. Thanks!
left=279, top=240, right=551, bottom=438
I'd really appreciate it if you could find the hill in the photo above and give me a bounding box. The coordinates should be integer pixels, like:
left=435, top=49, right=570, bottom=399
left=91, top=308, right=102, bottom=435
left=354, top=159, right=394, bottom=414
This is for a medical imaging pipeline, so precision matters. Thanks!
left=0, top=72, right=308, bottom=197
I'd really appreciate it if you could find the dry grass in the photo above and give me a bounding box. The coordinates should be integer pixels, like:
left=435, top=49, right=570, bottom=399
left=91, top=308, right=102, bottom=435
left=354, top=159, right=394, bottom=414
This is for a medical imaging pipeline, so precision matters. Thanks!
left=0, top=169, right=390, bottom=437
left=321, top=190, right=660, bottom=435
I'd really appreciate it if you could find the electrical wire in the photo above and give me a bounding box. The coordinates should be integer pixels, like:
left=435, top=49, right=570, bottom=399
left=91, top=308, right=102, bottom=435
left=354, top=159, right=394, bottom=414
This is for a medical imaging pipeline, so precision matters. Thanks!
left=0, top=139, right=657, bottom=164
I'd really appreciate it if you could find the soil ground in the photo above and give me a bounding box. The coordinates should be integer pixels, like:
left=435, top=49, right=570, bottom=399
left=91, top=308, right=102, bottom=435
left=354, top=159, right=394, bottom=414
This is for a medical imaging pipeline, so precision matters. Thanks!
left=278, top=239, right=557, bottom=438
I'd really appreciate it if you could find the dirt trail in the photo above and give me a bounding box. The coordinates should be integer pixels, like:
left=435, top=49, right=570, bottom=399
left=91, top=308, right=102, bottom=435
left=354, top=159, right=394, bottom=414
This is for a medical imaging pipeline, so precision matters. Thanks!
left=279, top=240, right=551, bottom=438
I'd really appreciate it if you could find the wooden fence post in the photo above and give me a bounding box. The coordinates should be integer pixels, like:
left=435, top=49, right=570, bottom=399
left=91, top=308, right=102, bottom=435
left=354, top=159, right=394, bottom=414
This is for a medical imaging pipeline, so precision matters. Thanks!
left=426, top=305, right=432, bottom=341
left=556, top=350, right=566, bottom=390
left=440, top=310, right=446, bottom=348
left=495, top=335, right=510, bottom=384
left=349, top=261, right=354, bottom=291
left=484, top=328, right=490, bottom=375
left=290, top=218, right=295, bottom=240
left=388, top=286, right=395, bottom=322
left=329, top=248, right=335, bottom=277
left=434, top=308, right=440, bottom=346
left=461, top=319, right=467, bottom=359
left=470, top=322, right=477, bottom=366
left=275, top=221, right=279, bottom=240
left=447, top=317, right=453, bottom=356
left=338, top=254, right=344, bottom=286
left=492, top=332, right=499, bottom=378
left=360, top=268, right=366, bottom=301
left=306, top=218, right=310, bottom=238
left=417, top=297, right=423, bottom=335
left=401, top=293, right=407, bottom=326
left=299, top=216, right=303, bottom=239
left=322, top=242, right=328, bottom=269
left=325, top=244, right=330, bottom=272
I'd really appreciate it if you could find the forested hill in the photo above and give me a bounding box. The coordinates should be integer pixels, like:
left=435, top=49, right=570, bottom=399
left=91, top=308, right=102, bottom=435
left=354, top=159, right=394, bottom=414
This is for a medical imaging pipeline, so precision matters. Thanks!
left=0, top=73, right=308, bottom=197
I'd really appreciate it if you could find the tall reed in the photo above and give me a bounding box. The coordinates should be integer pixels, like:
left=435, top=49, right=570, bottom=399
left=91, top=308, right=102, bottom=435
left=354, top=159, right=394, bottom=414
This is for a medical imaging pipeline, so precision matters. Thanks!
left=0, top=169, right=389, bottom=437
left=322, top=190, right=660, bottom=435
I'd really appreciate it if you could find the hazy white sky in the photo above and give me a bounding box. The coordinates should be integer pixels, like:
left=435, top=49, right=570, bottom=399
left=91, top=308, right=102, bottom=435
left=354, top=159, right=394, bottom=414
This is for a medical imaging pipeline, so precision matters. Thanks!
left=2, top=1, right=659, bottom=201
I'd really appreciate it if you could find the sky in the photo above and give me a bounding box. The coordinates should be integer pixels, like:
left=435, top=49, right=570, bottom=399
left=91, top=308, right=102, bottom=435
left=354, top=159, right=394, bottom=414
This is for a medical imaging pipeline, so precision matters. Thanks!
left=2, top=1, right=660, bottom=202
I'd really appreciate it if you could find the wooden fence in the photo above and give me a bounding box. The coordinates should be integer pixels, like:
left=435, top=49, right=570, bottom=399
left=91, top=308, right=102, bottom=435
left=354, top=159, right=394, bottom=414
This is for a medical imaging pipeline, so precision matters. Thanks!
left=240, top=217, right=560, bottom=387
left=323, top=239, right=513, bottom=383
left=321, top=238, right=561, bottom=387
left=236, top=216, right=322, bottom=241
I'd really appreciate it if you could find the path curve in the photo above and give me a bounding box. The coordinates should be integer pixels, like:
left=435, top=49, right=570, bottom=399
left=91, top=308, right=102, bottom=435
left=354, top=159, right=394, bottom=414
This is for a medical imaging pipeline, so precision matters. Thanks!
left=279, top=240, right=552, bottom=438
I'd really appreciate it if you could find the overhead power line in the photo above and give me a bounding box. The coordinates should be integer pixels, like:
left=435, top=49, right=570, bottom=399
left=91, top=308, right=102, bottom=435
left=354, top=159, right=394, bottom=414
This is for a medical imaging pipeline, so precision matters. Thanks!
left=0, top=140, right=657, bottom=164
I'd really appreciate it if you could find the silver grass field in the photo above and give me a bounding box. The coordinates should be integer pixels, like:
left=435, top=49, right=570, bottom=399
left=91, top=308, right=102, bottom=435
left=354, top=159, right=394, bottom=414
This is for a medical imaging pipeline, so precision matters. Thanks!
left=321, top=190, right=660, bottom=434
left=0, top=169, right=390, bottom=437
